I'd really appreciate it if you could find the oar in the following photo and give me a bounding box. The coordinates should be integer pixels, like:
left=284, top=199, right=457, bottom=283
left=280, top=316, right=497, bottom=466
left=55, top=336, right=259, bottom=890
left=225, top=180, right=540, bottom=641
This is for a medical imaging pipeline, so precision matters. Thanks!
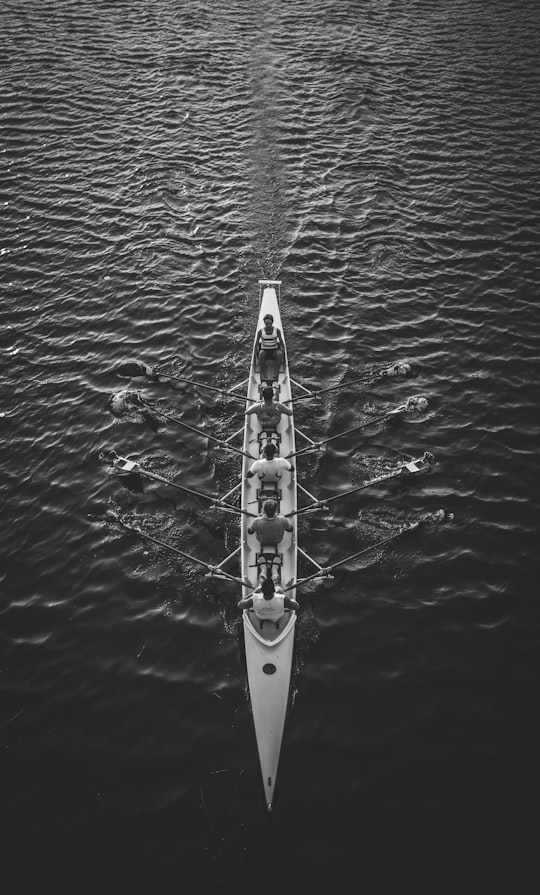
left=282, top=362, right=413, bottom=405
left=115, top=518, right=246, bottom=584
left=139, top=397, right=256, bottom=461
left=112, top=454, right=256, bottom=517
left=151, top=355, right=247, bottom=402
left=158, top=372, right=246, bottom=403
left=287, top=453, right=434, bottom=517
left=283, top=520, right=422, bottom=592
left=287, top=400, right=411, bottom=458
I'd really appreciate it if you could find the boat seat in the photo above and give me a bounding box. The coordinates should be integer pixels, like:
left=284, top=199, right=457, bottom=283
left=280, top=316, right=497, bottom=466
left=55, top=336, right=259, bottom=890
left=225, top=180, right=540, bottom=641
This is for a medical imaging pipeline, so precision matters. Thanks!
left=253, top=550, right=283, bottom=580
left=256, top=545, right=281, bottom=560
left=257, top=479, right=282, bottom=501
left=258, top=430, right=281, bottom=450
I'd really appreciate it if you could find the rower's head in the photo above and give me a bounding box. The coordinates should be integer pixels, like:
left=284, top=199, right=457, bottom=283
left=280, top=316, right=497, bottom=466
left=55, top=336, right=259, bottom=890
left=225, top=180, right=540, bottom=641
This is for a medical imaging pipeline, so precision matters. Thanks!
left=261, top=578, right=275, bottom=600
left=262, top=386, right=274, bottom=401
left=263, top=442, right=277, bottom=459
left=263, top=499, right=277, bottom=517
left=263, top=314, right=274, bottom=328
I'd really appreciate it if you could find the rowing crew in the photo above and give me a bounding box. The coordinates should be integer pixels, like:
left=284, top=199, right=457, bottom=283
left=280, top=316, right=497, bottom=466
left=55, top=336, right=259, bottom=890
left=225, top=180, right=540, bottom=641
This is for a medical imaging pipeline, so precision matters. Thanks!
left=237, top=496, right=295, bottom=618
left=236, top=492, right=298, bottom=620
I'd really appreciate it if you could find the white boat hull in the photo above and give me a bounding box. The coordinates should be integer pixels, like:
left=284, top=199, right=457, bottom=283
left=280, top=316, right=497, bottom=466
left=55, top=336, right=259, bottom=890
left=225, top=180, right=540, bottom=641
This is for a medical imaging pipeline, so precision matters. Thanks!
left=243, top=610, right=296, bottom=811
left=241, top=280, right=297, bottom=811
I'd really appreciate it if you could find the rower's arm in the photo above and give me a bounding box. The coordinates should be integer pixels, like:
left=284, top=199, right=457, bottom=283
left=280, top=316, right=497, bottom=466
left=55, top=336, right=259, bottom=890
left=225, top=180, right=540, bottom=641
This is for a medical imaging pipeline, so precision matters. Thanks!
left=254, top=329, right=262, bottom=356
left=245, top=403, right=259, bottom=416
left=276, top=402, right=293, bottom=416
left=237, top=596, right=253, bottom=609
left=284, top=596, right=299, bottom=611
left=276, top=328, right=285, bottom=350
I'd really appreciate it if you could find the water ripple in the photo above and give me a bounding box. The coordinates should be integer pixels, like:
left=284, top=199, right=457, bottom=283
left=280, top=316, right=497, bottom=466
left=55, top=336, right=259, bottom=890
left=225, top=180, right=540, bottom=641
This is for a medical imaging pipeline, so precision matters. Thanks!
left=2, top=0, right=540, bottom=886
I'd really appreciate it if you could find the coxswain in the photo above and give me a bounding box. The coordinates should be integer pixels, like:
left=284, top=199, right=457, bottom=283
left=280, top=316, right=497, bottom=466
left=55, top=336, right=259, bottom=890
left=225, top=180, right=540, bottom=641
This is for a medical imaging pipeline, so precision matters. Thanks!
left=255, top=313, right=285, bottom=384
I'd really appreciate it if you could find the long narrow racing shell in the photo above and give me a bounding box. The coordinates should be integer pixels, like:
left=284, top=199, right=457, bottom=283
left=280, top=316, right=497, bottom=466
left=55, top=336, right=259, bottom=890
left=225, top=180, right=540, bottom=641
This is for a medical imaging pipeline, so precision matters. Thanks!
left=241, top=280, right=297, bottom=812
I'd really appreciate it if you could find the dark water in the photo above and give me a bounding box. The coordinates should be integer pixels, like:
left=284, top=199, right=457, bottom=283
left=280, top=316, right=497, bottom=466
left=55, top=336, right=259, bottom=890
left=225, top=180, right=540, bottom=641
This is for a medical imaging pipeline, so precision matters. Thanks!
left=2, top=0, right=540, bottom=891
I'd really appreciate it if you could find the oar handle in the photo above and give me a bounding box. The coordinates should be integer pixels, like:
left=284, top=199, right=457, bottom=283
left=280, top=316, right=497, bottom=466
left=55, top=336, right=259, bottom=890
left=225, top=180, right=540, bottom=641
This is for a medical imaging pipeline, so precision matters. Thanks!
left=211, top=501, right=257, bottom=518
left=286, top=503, right=330, bottom=518
left=286, top=442, right=325, bottom=459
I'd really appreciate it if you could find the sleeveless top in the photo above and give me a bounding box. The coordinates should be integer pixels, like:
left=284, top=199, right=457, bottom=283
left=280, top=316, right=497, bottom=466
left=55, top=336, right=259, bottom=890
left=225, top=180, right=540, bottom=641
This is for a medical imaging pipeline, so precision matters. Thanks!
left=252, top=589, right=285, bottom=621
left=260, top=326, right=278, bottom=350
left=257, top=402, right=281, bottom=426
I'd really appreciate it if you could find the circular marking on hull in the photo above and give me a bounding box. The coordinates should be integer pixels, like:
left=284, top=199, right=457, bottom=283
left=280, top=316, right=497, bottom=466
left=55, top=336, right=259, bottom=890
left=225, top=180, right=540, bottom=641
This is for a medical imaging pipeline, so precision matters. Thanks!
left=263, top=663, right=276, bottom=675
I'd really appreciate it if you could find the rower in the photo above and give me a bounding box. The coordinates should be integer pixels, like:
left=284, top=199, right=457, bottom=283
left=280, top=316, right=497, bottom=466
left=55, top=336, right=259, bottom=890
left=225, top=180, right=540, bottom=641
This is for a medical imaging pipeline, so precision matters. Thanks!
left=247, top=442, right=294, bottom=481
left=246, top=442, right=294, bottom=509
left=245, top=385, right=292, bottom=446
left=247, top=498, right=293, bottom=583
left=237, top=578, right=299, bottom=624
left=255, top=313, right=285, bottom=385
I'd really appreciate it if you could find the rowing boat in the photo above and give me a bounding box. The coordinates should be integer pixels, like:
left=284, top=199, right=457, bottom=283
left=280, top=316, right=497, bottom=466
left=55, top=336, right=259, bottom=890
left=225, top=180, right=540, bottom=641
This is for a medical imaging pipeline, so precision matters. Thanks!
left=241, top=280, right=297, bottom=813
left=108, top=281, right=443, bottom=813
